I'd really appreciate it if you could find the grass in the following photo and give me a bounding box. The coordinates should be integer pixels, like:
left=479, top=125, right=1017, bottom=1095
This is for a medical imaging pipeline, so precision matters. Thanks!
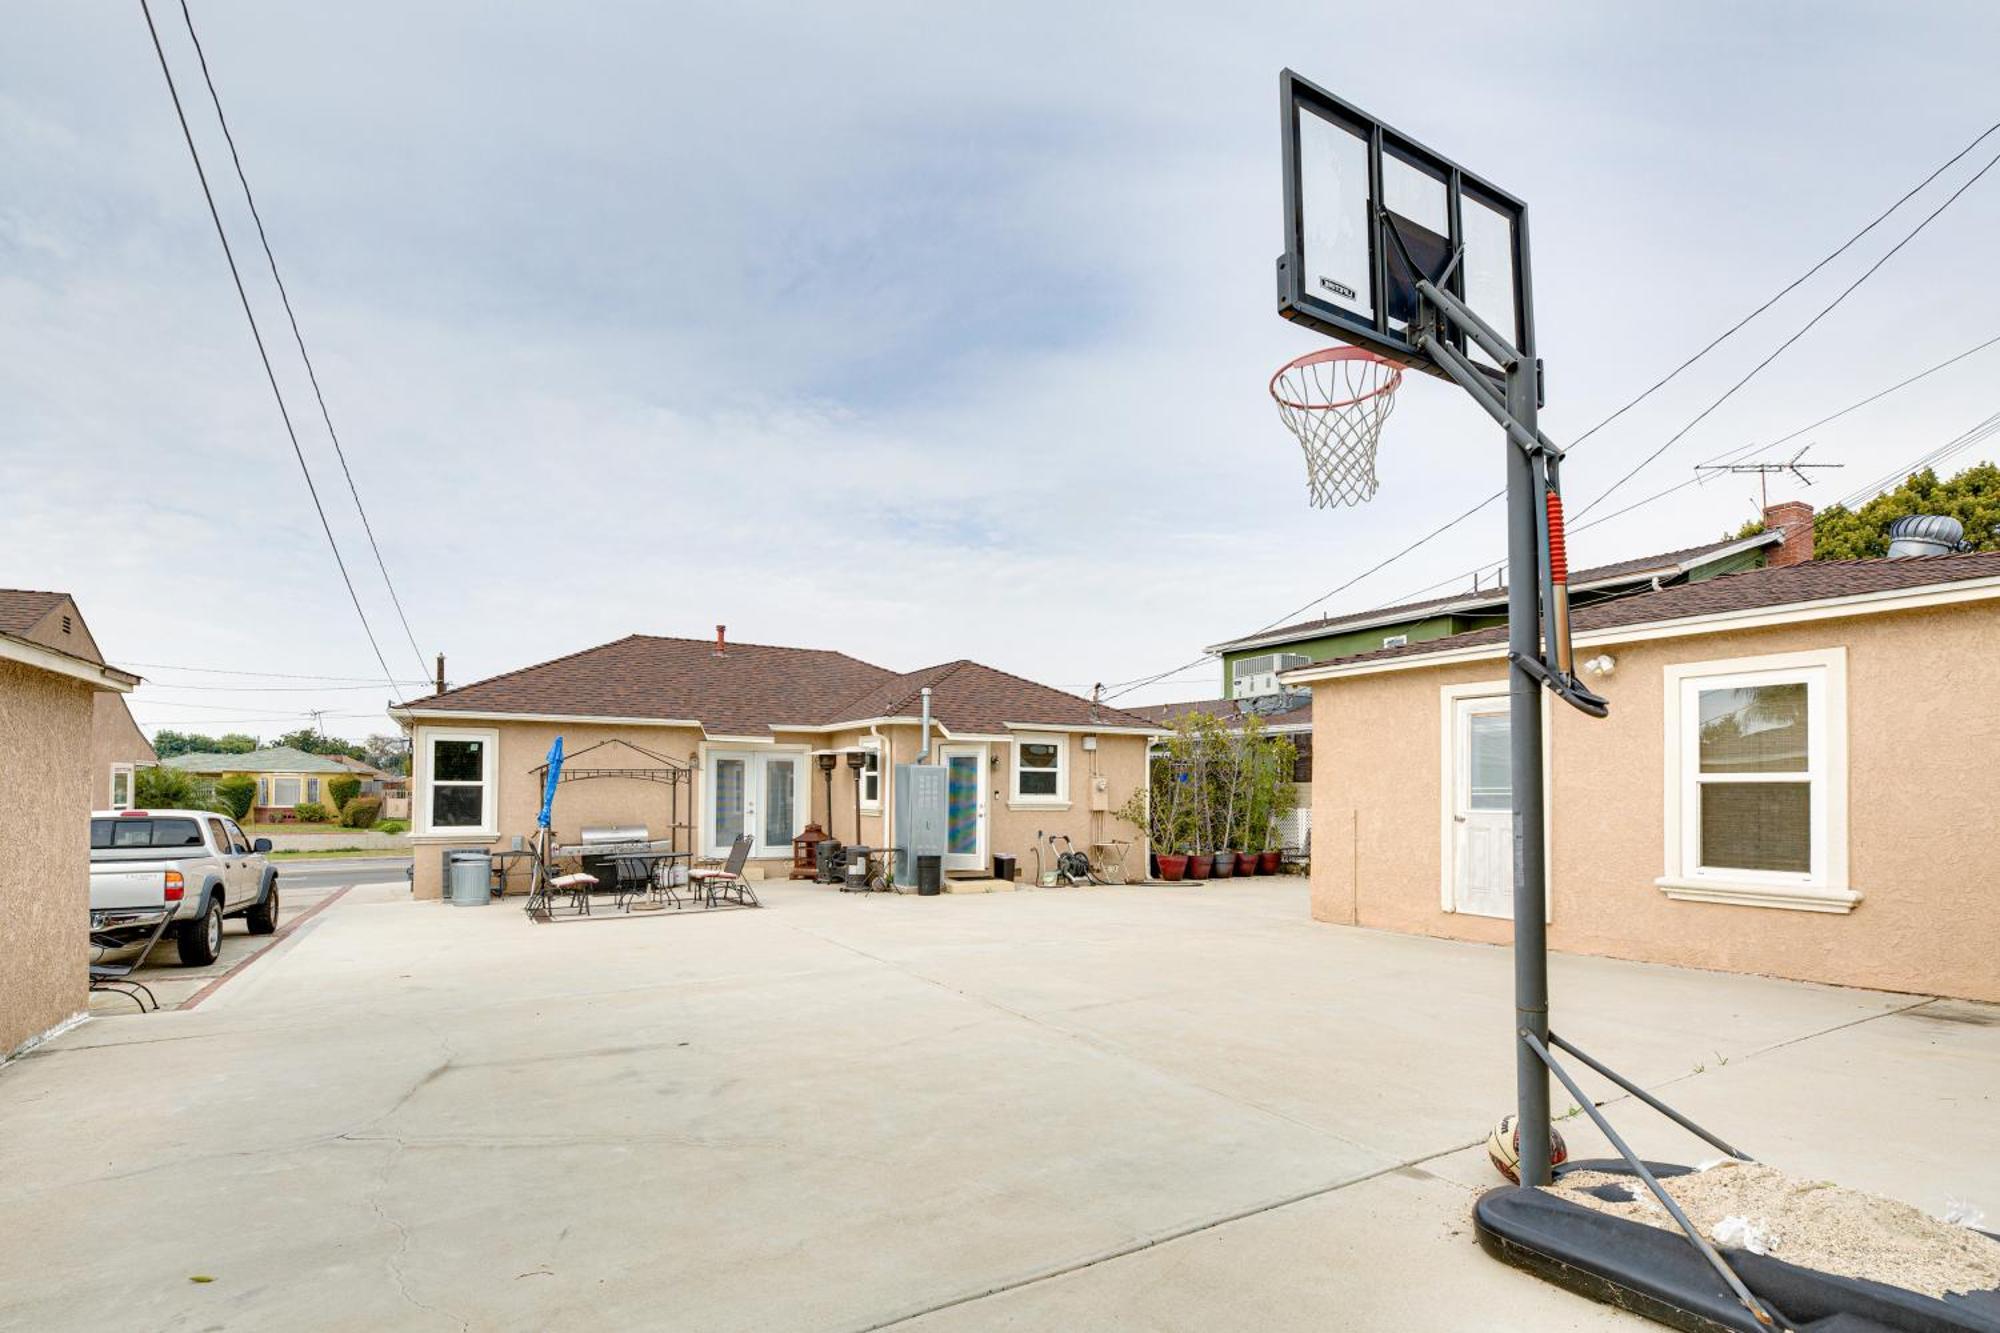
left=269, top=847, right=411, bottom=861
left=245, top=822, right=406, bottom=838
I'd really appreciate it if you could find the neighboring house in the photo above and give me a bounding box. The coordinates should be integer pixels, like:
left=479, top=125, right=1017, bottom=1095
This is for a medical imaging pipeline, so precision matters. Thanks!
left=1206, top=504, right=1803, bottom=697
left=388, top=629, right=1161, bottom=900
left=0, top=589, right=140, bottom=1058
left=1125, top=694, right=1315, bottom=852
left=91, top=692, right=156, bottom=811
left=324, top=754, right=411, bottom=819
left=1284, top=532, right=2000, bottom=1004
left=163, top=746, right=352, bottom=818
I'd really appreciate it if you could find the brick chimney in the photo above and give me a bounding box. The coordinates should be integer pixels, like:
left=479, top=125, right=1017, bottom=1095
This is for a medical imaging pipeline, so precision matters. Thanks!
left=1763, top=500, right=1814, bottom=567
left=714, top=624, right=727, bottom=655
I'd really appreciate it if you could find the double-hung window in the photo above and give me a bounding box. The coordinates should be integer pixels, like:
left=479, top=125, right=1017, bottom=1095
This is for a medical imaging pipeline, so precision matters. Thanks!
left=272, top=777, right=303, bottom=807
left=1659, top=649, right=1855, bottom=913
left=858, top=742, right=881, bottom=810
left=421, top=728, right=498, bottom=835
left=1012, top=734, right=1068, bottom=805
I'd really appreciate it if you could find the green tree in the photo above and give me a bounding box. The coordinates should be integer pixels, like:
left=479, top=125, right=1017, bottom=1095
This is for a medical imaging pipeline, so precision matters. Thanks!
left=327, top=775, right=361, bottom=812
left=133, top=766, right=223, bottom=812
left=270, top=728, right=367, bottom=761
left=363, top=733, right=409, bottom=775
left=1811, top=462, right=2000, bottom=560
left=150, top=729, right=260, bottom=758
left=214, top=732, right=260, bottom=754
left=215, top=774, right=257, bottom=820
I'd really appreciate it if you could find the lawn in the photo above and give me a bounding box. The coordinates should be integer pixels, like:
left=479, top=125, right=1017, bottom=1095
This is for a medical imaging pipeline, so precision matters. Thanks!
left=267, top=846, right=408, bottom=860
left=244, top=821, right=405, bottom=838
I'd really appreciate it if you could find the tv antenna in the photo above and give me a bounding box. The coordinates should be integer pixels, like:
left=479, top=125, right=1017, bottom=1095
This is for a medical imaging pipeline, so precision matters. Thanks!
left=1694, top=444, right=1843, bottom=511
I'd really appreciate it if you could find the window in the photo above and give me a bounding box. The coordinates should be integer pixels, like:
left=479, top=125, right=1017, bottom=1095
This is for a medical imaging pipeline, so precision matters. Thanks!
left=208, top=818, right=232, bottom=852
left=90, top=817, right=204, bottom=849
left=223, top=818, right=252, bottom=855
left=108, top=764, right=134, bottom=810
left=259, top=778, right=271, bottom=807
left=306, top=777, right=321, bottom=804
left=419, top=728, right=498, bottom=835
left=1382, top=633, right=1409, bottom=649
left=273, top=777, right=303, bottom=807
left=1659, top=649, right=1854, bottom=913
left=1012, top=734, right=1068, bottom=804
left=858, top=742, right=881, bottom=809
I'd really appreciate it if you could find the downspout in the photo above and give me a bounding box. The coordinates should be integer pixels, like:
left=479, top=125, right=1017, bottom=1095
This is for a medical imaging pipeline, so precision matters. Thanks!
left=917, top=688, right=932, bottom=762
left=871, top=723, right=889, bottom=855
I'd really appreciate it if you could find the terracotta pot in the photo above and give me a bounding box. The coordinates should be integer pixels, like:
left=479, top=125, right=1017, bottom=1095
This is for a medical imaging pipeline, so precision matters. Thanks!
left=1258, top=849, right=1282, bottom=875
left=1156, top=854, right=1187, bottom=882
left=1212, top=850, right=1236, bottom=878
left=1188, top=853, right=1213, bottom=879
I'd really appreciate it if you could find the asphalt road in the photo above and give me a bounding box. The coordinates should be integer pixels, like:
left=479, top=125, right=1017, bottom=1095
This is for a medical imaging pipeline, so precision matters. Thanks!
left=274, top=856, right=411, bottom=891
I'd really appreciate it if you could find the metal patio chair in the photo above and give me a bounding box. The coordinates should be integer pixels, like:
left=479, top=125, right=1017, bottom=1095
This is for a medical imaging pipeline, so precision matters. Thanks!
left=89, top=910, right=174, bottom=1013
left=688, top=834, right=758, bottom=908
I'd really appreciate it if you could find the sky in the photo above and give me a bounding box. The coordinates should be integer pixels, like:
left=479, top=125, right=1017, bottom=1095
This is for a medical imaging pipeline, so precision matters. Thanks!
left=5, top=1, right=1999, bottom=741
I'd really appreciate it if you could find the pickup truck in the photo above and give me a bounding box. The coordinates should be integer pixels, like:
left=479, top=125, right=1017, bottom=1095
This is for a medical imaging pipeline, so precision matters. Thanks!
left=89, top=810, right=280, bottom=966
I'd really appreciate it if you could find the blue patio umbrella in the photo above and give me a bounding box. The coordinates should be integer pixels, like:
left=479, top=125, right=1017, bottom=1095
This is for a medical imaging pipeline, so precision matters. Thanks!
left=538, top=736, right=565, bottom=829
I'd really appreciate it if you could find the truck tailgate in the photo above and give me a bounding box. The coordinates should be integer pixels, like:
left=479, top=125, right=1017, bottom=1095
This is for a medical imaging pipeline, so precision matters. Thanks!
left=90, top=865, right=170, bottom=911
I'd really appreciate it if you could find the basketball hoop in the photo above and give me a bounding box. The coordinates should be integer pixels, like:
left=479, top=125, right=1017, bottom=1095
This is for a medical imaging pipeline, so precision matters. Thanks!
left=1269, top=346, right=1404, bottom=508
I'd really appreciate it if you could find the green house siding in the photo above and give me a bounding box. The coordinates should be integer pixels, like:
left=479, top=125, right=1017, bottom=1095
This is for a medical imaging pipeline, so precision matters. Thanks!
left=1685, top=547, right=1767, bottom=582
left=1222, top=614, right=1469, bottom=692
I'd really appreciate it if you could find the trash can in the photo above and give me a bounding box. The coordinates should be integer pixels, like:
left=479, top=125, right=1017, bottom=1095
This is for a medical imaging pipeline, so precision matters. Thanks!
left=447, top=849, right=492, bottom=906
left=917, top=854, right=943, bottom=896
left=992, top=853, right=1017, bottom=883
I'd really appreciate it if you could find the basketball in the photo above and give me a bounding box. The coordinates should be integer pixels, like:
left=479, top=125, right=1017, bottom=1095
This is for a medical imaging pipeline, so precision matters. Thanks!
left=1486, top=1113, right=1569, bottom=1184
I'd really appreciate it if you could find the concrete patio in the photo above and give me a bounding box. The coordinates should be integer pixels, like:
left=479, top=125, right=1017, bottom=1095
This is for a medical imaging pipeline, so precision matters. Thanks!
left=4, top=879, right=1994, bottom=1331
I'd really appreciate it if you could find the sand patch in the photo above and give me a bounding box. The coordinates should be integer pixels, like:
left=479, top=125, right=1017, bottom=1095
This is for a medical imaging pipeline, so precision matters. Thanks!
left=1547, top=1161, right=2000, bottom=1300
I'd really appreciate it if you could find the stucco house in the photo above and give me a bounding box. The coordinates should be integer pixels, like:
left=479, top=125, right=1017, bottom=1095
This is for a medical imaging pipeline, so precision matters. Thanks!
left=91, top=692, right=157, bottom=811
left=163, top=745, right=352, bottom=819
left=1284, top=540, right=2000, bottom=1003
left=389, top=629, right=1161, bottom=900
left=1, top=589, right=140, bottom=1058
left=324, top=754, right=411, bottom=820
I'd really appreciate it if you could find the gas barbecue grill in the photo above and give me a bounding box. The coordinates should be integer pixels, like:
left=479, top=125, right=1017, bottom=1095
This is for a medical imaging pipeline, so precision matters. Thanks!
left=555, top=825, right=679, bottom=891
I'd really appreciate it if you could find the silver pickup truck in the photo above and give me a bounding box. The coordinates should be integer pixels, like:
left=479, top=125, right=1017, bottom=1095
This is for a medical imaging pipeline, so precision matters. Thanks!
left=89, top=810, right=281, bottom=966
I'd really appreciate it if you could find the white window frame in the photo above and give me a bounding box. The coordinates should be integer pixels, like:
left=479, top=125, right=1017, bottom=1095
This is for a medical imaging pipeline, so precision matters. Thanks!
left=416, top=726, right=500, bottom=837
left=1657, top=648, right=1856, bottom=913
left=108, top=763, right=135, bottom=811
left=1009, top=732, right=1069, bottom=808
left=305, top=777, right=321, bottom=804
left=272, top=776, right=304, bottom=808
left=858, top=739, right=882, bottom=811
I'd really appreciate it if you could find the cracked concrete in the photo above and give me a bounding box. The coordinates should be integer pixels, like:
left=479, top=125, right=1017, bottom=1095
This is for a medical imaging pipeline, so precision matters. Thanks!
left=2, top=878, right=1995, bottom=1331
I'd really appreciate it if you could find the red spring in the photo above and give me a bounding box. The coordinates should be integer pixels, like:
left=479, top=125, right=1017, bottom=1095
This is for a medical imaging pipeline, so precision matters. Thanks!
left=1546, top=490, right=1568, bottom=585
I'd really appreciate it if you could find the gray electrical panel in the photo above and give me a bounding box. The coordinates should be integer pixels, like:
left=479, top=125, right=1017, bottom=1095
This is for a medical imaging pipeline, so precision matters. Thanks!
left=895, top=763, right=946, bottom=882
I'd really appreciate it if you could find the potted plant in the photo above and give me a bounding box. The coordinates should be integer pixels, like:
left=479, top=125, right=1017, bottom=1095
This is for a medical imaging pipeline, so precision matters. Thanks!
left=1117, top=761, right=1188, bottom=882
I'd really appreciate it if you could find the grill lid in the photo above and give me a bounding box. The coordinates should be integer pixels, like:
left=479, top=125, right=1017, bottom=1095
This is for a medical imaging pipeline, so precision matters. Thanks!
left=579, top=824, right=649, bottom=845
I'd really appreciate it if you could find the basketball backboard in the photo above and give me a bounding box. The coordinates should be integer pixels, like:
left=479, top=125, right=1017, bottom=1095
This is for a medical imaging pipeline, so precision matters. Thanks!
left=1276, top=69, right=1530, bottom=380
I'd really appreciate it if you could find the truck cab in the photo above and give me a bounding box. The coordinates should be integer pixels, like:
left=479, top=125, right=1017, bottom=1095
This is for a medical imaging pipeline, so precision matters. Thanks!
left=89, top=811, right=280, bottom=966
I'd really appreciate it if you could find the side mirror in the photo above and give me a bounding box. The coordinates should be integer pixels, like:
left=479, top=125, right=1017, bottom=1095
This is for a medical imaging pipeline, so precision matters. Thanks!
left=252, top=838, right=272, bottom=854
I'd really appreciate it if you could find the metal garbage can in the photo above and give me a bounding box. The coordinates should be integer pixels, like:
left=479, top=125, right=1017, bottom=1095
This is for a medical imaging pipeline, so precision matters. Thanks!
left=992, top=853, right=1017, bottom=883
left=447, top=849, right=492, bottom=906
left=917, top=854, right=943, bottom=896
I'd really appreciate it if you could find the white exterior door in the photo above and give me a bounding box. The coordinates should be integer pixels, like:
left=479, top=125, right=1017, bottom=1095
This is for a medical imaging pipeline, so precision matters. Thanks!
left=1450, top=696, right=1513, bottom=918
left=939, top=745, right=987, bottom=873
left=707, top=750, right=807, bottom=858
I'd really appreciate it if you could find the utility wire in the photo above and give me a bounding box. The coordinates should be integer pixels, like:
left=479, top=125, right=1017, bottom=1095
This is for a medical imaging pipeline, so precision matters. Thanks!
left=139, top=0, right=405, bottom=698
left=139, top=680, right=408, bottom=692
left=1575, top=140, right=2000, bottom=518
left=173, top=0, right=430, bottom=681
left=123, top=658, right=429, bottom=682
left=1834, top=410, right=2000, bottom=509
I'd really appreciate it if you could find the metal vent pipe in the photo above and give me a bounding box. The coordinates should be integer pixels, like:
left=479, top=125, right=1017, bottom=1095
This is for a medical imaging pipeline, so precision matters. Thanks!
left=917, top=687, right=932, bottom=762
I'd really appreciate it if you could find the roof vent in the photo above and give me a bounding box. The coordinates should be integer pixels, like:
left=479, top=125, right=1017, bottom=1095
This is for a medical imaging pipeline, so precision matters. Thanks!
left=61, top=615, right=72, bottom=634
left=714, top=624, right=727, bottom=656
left=1886, top=515, right=1968, bottom=558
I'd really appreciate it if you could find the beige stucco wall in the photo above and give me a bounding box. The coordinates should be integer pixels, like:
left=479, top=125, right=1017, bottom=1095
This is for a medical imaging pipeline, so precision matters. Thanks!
left=87, top=693, right=154, bottom=808
left=1, top=660, right=95, bottom=1057
left=1308, top=603, right=2000, bottom=1003
left=408, top=718, right=1151, bottom=899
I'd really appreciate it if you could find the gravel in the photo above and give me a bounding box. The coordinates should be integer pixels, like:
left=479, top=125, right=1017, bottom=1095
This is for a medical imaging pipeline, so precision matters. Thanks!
left=1548, top=1161, right=2000, bottom=1300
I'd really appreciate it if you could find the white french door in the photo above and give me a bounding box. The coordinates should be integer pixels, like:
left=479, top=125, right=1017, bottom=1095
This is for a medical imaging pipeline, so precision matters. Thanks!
left=707, top=750, right=807, bottom=858
left=1450, top=696, right=1513, bottom=919
left=938, top=744, right=987, bottom=873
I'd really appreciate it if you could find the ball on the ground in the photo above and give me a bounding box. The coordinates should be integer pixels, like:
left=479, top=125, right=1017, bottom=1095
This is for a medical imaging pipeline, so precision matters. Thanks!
left=1486, top=1113, right=1569, bottom=1184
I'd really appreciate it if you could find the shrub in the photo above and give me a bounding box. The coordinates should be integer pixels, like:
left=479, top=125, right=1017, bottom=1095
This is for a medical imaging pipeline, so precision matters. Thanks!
left=292, top=802, right=331, bottom=823
left=215, top=775, right=257, bottom=820
left=327, top=775, right=361, bottom=812
left=376, top=819, right=408, bottom=835
left=339, top=795, right=383, bottom=829
left=132, top=766, right=222, bottom=812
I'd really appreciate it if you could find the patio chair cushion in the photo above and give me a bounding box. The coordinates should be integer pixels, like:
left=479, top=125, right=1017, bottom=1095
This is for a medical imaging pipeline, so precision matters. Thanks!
left=550, top=873, right=599, bottom=889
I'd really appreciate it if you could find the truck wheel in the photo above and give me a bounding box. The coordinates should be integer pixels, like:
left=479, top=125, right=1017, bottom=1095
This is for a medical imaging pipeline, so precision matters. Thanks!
left=177, top=897, right=224, bottom=966
left=246, top=880, right=280, bottom=936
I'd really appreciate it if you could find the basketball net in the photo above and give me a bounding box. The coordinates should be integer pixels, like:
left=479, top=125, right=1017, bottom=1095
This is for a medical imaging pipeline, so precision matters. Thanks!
left=1269, top=347, right=1404, bottom=507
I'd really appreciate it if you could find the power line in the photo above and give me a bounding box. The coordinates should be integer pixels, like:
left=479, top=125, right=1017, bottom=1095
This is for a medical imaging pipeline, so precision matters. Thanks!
left=1834, top=409, right=2000, bottom=509
left=122, top=658, right=430, bottom=683
left=1575, top=139, right=2000, bottom=519
left=138, top=680, right=407, bottom=692
left=173, top=0, right=430, bottom=682
left=138, top=0, right=404, bottom=697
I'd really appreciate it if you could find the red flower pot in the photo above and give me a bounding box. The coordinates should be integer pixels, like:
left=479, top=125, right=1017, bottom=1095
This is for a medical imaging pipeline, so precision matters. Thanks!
left=1156, top=854, right=1187, bottom=882
left=1258, top=850, right=1282, bottom=875
left=1212, top=850, right=1236, bottom=878
left=1188, top=854, right=1213, bottom=879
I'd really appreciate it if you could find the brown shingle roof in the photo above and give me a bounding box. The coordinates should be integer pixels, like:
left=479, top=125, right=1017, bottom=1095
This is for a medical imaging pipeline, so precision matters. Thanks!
left=399, top=636, right=1157, bottom=735
left=0, top=589, right=68, bottom=637
left=1210, top=531, right=1782, bottom=652
left=1309, top=551, right=2000, bottom=671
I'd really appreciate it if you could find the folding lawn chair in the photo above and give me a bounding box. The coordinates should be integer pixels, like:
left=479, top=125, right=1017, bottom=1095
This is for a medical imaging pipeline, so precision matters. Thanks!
left=89, top=909, right=174, bottom=1013
left=688, top=834, right=758, bottom=908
